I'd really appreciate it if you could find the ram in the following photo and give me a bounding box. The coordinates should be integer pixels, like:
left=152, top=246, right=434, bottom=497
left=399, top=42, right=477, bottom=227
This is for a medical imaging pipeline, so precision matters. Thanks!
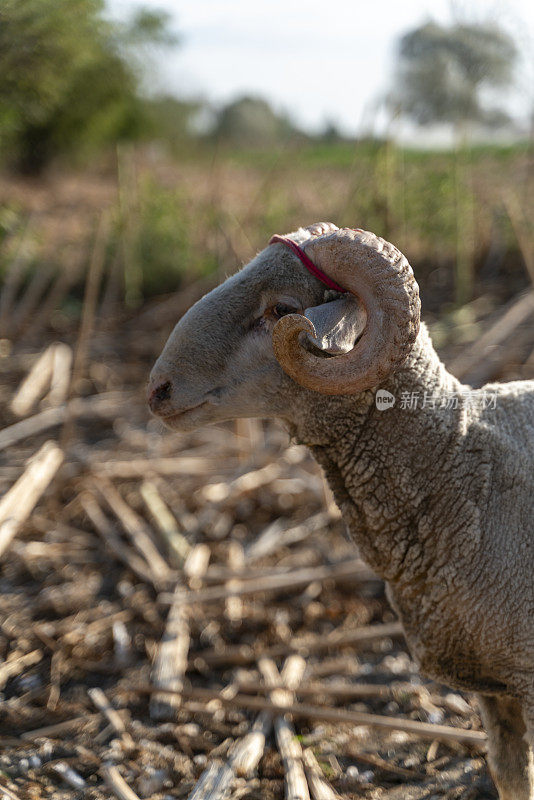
left=149, top=222, right=534, bottom=800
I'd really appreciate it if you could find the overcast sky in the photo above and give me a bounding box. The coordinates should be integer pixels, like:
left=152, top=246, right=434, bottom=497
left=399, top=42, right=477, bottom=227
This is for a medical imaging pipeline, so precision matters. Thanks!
left=109, top=0, right=534, bottom=136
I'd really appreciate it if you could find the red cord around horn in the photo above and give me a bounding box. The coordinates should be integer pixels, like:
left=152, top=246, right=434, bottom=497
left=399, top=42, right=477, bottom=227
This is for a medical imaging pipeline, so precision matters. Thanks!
left=269, top=234, right=346, bottom=293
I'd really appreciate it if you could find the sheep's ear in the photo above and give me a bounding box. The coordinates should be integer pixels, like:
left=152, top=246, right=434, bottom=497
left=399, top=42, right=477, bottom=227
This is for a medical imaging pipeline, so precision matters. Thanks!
left=304, top=296, right=366, bottom=354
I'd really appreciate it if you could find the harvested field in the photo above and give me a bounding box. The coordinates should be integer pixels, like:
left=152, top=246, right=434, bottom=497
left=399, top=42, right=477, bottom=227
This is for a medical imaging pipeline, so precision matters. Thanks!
left=1, top=166, right=533, bottom=800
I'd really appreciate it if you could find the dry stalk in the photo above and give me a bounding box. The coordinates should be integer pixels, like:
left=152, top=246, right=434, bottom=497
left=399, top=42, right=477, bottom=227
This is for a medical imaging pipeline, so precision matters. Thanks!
left=150, top=543, right=209, bottom=721
left=0, top=391, right=127, bottom=451
left=448, top=290, right=534, bottom=382
left=0, top=650, right=42, bottom=690
left=133, top=684, right=487, bottom=747
left=45, top=343, right=73, bottom=407
left=0, top=441, right=64, bottom=558
left=201, top=463, right=281, bottom=502
left=91, top=455, right=229, bottom=479
left=302, top=748, right=341, bottom=800
left=235, top=678, right=471, bottom=717
left=49, top=762, right=87, bottom=790
left=225, top=540, right=245, bottom=622
left=100, top=763, right=142, bottom=800
left=183, top=543, right=211, bottom=589
left=21, top=713, right=101, bottom=741
left=159, top=558, right=377, bottom=607
left=80, top=492, right=158, bottom=588
left=0, top=782, right=23, bottom=800
left=259, top=656, right=310, bottom=800
left=245, top=511, right=333, bottom=561
left=185, top=655, right=307, bottom=800
left=10, top=265, right=54, bottom=338
left=60, top=211, right=110, bottom=450
left=10, top=345, right=56, bottom=417
left=93, top=476, right=172, bottom=585
left=23, top=258, right=82, bottom=341
left=149, top=589, right=191, bottom=721
left=187, top=761, right=232, bottom=800
left=70, top=212, right=110, bottom=390
left=140, top=480, right=191, bottom=566
left=188, top=620, right=403, bottom=668
left=88, top=687, right=135, bottom=749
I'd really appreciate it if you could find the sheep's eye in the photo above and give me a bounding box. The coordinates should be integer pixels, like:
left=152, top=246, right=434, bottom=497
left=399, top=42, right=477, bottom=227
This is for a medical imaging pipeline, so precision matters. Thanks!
left=273, top=303, right=298, bottom=318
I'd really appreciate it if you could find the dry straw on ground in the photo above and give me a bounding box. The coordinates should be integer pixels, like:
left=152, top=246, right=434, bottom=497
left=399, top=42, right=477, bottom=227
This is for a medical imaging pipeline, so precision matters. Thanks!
left=1, top=187, right=533, bottom=799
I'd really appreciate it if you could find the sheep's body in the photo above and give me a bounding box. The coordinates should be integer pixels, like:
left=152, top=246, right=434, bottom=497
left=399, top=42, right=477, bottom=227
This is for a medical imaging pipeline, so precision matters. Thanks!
left=149, top=225, right=534, bottom=798
left=283, top=323, right=534, bottom=799
left=298, top=324, right=534, bottom=701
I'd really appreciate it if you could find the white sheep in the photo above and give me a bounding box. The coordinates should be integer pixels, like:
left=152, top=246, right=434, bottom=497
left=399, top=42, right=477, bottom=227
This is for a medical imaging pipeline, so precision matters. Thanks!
left=149, top=222, right=534, bottom=800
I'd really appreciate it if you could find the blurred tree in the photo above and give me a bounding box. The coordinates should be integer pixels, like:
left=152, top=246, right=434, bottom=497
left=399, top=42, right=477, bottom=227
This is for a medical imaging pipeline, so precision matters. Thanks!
left=212, top=95, right=297, bottom=146
left=144, top=96, right=203, bottom=149
left=320, top=120, right=343, bottom=143
left=393, top=21, right=517, bottom=130
left=0, top=0, right=177, bottom=173
left=392, top=20, right=518, bottom=305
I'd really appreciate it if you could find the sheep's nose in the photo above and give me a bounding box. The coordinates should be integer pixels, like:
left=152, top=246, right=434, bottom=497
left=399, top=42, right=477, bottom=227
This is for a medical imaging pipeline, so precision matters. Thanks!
left=148, top=379, right=172, bottom=413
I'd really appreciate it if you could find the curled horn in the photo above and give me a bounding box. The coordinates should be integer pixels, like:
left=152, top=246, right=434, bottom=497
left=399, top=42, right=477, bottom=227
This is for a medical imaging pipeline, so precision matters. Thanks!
left=272, top=228, right=421, bottom=395
left=302, top=221, right=339, bottom=237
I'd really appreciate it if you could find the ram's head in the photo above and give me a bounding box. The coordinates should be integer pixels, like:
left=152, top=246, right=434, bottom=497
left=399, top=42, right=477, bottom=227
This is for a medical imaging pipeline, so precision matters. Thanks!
left=148, top=223, right=420, bottom=431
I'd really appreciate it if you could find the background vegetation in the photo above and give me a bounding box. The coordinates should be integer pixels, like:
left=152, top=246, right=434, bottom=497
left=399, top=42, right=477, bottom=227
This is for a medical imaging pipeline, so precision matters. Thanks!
left=0, top=1, right=532, bottom=317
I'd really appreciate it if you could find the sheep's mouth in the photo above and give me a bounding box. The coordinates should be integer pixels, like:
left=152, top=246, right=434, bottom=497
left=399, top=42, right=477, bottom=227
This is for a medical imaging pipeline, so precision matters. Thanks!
left=158, top=401, right=209, bottom=423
